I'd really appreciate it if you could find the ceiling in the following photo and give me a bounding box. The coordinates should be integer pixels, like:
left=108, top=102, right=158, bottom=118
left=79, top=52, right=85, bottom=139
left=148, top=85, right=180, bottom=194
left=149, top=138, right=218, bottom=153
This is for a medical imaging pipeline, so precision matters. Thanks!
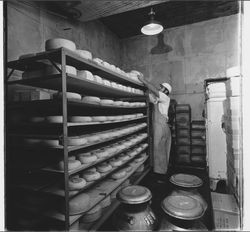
left=41, top=0, right=239, bottom=39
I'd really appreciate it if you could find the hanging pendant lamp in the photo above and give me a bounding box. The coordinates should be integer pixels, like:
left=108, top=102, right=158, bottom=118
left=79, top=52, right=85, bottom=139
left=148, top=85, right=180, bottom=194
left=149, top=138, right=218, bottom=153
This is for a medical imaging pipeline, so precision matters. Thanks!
left=141, top=8, right=163, bottom=36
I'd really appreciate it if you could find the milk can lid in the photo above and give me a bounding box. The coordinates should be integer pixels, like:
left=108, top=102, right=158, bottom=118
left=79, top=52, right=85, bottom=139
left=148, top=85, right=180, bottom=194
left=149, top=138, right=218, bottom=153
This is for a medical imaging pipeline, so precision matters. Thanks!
left=117, top=185, right=152, bottom=204
left=161, top=194, right=205, bottom=220
left=170, top=173, right=203, bottom=188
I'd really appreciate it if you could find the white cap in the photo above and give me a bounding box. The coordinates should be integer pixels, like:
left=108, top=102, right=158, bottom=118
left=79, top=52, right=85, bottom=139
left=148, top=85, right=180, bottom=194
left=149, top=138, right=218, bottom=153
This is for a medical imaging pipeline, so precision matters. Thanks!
left=161, top=83, right=172, bottom=93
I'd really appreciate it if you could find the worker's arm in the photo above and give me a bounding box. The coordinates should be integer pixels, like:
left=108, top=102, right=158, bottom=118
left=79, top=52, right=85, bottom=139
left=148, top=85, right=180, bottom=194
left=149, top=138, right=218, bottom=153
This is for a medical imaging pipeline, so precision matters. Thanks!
left=138, top=75, right=159, bottom=97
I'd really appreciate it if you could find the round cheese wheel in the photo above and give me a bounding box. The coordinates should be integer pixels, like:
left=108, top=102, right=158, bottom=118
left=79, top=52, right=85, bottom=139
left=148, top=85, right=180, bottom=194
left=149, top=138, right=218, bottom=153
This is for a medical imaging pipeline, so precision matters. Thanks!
left=80, top=204, right=102, bottom=223
left=107, top=116, right=116, bottom=121
left=105, top=146, right=117, bottom=154
left=82, top=170, right=101, bottom=182
left=45, top=38, right=76, bottom=51
left=40, top=139, right=59, bottom=147
left=134, top=156, right=144, bottom=163
left=69, top=177, right=86, bottom=190
left=112, top=170, right=127, bottom=180
left=74, top=50, right=92, bottom=60
left=113, top=101, right=124, bottom=106
left=109, top=158, right=122, bottom=167
left=111, top=82, right=118, bottom=88
left=46, top=116, right=63, bottom=123
left=100, top=196, right=111, bottom=208
left=115, top=116, right=123, bottom=120
left=97, top=163, right=112, bottom=173
left=86, top=135, right=100, bottom=143
left=29, top=117, right=45, bottom=123
left=98, top=133, right=110, bottom=140
left=88, top=167, right=97, bottom=172
left=123, top=102, right=130, bottom=107
left=93, top=58, right=103, bottom=65
left=67, top=137, right=88, bottom=146
left=92, top=116, right=107, bottom=122
left=100, top=99, right=114, bottom=105
left=69, top=156, right=76, bottom=161
left=94, top=149, right=109, bottom=158
left=69, top=116, right=92, bottom=123
left=77, top=153, right=97, bottom=164
left=66, top=192, right=90, bottom=215
left=103, top=79, right=111, bottom=87
left=77, top=70, right=94, bottom=81
left=119, top=154, right=130, bottom=162
left=82, top=96, right=101, bottom=104
left=136, top=164, right=145, bottom=173
left=58, top=159, right=81, bottom=171
left=55, top=92, right=81, bottom=100
left=93, top=75, right=103, bottom=84
left=128, top=150, right=138, bottom=157
left=124, top=165, right=133, bottom=173
left=102, top=61, right=110, bottom=68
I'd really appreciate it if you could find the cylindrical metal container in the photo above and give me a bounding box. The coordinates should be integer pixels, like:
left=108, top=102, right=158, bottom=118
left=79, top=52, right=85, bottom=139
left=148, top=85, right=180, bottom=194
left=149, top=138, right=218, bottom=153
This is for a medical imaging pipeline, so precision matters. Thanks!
left=113, top=185, right=158, bottom=231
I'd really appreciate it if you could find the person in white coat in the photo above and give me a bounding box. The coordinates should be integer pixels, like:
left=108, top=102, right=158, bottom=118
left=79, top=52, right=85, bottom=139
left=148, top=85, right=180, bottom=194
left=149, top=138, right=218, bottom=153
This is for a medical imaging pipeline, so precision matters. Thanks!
left=138, top=75, right=172, bottom=174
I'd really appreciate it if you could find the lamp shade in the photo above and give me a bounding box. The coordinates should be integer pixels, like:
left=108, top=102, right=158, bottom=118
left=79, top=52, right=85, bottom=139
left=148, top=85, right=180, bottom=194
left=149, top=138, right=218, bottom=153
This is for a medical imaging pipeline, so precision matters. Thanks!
left=141, top=19, right=163, bottom=35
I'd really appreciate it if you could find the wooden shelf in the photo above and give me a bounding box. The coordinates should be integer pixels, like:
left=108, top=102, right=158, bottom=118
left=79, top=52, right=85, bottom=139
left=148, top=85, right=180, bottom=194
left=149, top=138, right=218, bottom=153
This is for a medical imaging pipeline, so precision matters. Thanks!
left=81, top=166, right=151, bottom=231
left=7, top=98, right=147, bottom=110
left=43, top=158, right=149, bottom=225
left=7, top=48, right=145, bottom=89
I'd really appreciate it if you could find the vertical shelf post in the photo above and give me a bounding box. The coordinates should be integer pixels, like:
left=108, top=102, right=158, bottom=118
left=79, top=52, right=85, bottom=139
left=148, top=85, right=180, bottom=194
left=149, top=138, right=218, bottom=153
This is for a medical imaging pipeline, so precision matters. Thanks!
left=61, top=48, right=70, bottom=230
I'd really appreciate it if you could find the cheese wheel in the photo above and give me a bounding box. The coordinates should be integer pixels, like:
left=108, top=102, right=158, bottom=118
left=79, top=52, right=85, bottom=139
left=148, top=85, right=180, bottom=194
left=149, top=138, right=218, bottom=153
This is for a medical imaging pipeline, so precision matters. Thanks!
left=80, top=204, right=102, bottom=223
left=93, top=58, right=103, bottom=65
left=69, top=156, right=76, bottom=161
left=86, top=135, right=100, bottom=143
left=77, top=153, right=97, bottom=164
left=40, top=139, right=59, bottom=147
left=136, top=164, right=145, bottom=173
left=94, top=149, right=109, bottom=158
left=46, top=116, right=63, bottom=123
left=111, top=82, right=118, bottom=88
left=55, top=92, right=81, bottom=100
left=93, top=75, right=103, bottom=84
left=69, top=177, right=86, bottom=190
left=123, top=102, right=130, bottom=107
left=45, top=38, right=76, bottom=51
left=66, top=137, right=88, bottom=146
left=103, top=79, right=111, bottom=86
left=82, top=96, right=100, bottom=104
left=109, top=158, right=122, bottom=167
left=107, top=116, right=116, bottom=121
left=119, top=154, right=130, bottom=162
left=69, top=116, right=92, bottom=123
left=77, top=70, right=94, bottom=81
left=100, top=99, right=114, bottom=105
left=134, top=156, right=144, bottom=163
left=74, top=49, right=92, bottom=60
left=97, top=162, right=112, bottom=173
left=100, top=196, right=111, bottom=208
left=88, top=167, right=97, bottom=172
left=92, top=116, right=107, bottom=122
left=29, top=117, right=45, bottom=123
left=112, top=170, right=127, bottom=180
left=58, top=159, right=81, bottom=171
left=82, top=170, right=101, bottom=181
left=124, top=165, right=133, bottom=173
left=102, top=61, right=110, bottom=68
left=66, top=192, right=90, bottom=215
left=113, top=101, right=124, bottom=106
left=128, top=150, right=138, bottom=157
left=98, top=133, right=110, bottom=140
left=105, top=146, right=117, bottom=154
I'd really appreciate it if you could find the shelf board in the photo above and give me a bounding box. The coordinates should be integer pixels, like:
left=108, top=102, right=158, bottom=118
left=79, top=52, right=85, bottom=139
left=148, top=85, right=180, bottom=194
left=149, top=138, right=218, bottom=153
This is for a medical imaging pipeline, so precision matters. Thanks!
left=9, top=116, right=147, bottom=128
left=80, top=166, right=151, bottom=231
left=43, top=158, right=149, bottom=225
left=8, top=124, right=147, bottom=152
left=7, top=48, right=145, bottom=89
left=41, top=139, right=148, bottom=175
left=7, top=98, right=147, bottom=110
left=7, top=73, right=144, bottom=98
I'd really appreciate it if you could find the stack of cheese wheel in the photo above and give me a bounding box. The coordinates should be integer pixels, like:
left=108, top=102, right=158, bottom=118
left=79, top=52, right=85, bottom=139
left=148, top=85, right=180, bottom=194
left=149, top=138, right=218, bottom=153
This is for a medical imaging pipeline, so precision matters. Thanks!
left=69, top=176, right=86, bottom=190
left=54, top=92, right=81, bottom=100
left=97, top=162, right=112, bottom=173
left=81, top=170, right=101, bottom=182
left=82, top=96, right=100, bottom=104
left=58, top=159, right=81, bottom=171
left=45, top=38, right=76, bottom=51
left=100, top=196, right=111, bottom=208
left=77, top=70, right=94, bottom=81
left=77, top=152, right=97, bottom=164
left=111, top=169, right=127, bottom=180
left=80, top=204, right=102, bottom=223
left=62, top=192, right=90, bottom=215
left=74, top=49, right=92, bottom=60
